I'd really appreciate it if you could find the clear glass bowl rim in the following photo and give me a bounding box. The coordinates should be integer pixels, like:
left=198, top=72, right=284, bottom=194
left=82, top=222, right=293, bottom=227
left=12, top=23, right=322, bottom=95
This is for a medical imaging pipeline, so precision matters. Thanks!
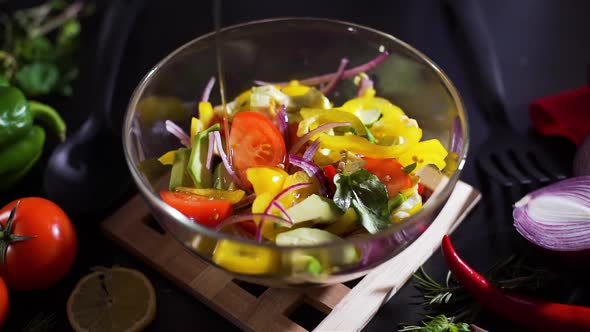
left=123, top=17, right=470, bottom=252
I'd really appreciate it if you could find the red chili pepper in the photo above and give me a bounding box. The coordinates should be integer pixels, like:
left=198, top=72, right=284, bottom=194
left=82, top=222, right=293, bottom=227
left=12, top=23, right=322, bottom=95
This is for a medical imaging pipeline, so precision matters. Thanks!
left=323, top=165, right=337, bottom=194
left=417, top=182, right=424, bottom=195
left=441, top=235, right=590, bottom=331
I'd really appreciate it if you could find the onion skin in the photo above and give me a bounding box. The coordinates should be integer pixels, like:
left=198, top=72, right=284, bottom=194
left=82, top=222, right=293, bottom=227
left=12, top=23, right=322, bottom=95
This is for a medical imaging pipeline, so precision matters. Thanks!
left=573, top=134, right=590, bottom=176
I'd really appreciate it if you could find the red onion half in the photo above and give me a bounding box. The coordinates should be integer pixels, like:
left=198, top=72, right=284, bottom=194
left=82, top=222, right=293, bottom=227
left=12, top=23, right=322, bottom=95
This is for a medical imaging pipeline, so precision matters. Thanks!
left=513, top=176, right=590, bottom=252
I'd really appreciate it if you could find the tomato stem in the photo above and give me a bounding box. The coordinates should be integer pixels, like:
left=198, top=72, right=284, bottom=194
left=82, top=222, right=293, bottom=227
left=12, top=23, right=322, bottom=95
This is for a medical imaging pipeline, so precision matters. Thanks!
left=0, top=201, right=36, bottom=266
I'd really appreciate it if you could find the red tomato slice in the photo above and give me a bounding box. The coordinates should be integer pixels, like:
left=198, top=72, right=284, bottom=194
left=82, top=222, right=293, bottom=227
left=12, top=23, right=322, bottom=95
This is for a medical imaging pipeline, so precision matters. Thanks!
left=238, top=221, right=257, bottom=236
left=288, top=122, right=299, bottom=150
left=160, top=191, right=232, bottom=227
left=323, top=165, right=337, bottom=195
left=229, top=112, right=286, bottom=182
left=363, top=158, right=412, bottom=198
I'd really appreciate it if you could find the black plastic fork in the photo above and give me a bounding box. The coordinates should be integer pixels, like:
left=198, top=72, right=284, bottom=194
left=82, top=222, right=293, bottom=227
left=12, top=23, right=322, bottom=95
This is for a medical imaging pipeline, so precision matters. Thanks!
left=445, top=0, right=566, bottom=190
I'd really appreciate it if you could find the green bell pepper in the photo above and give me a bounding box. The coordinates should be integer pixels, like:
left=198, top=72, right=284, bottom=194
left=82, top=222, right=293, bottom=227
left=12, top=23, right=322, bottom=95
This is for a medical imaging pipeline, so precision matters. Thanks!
left=0, top=80, right=66, bottom=191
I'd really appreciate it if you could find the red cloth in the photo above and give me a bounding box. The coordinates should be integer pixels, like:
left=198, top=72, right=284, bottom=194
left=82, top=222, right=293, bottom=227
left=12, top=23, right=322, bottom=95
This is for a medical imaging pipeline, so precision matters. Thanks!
left=529, top=85, right=590, bottom=146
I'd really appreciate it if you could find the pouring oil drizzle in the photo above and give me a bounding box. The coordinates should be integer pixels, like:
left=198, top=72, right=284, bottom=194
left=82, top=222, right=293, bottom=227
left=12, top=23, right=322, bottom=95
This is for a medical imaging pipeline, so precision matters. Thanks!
left=213, top=0, right=232, bottom=158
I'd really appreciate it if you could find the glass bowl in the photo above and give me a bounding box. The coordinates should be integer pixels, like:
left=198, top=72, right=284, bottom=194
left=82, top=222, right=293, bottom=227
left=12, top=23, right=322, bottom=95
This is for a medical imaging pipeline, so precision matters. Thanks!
left=123, top=18, right=468, bottom=287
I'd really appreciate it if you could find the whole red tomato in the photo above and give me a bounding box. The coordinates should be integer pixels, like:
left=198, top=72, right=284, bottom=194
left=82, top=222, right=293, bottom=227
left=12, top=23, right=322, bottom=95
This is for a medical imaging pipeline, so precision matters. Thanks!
left=0, top=198, right=77, bottom=291
left=0, top=277, right=8, bottom=327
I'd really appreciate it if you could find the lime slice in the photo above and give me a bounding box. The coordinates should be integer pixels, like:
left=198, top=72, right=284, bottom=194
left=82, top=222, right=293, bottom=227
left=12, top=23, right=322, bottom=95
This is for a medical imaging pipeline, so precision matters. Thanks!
left=67, top=267, right=156, bottom=332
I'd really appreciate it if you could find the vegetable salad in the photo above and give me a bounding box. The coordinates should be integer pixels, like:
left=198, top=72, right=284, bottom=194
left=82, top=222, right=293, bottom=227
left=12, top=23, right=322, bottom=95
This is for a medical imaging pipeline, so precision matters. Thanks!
left=157, top=53, right=448, bottom=247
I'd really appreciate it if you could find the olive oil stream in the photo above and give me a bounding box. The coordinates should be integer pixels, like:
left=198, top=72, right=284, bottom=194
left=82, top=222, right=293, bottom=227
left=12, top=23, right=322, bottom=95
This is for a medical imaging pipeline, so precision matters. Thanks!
left=213, top=0, right=231, bottom=156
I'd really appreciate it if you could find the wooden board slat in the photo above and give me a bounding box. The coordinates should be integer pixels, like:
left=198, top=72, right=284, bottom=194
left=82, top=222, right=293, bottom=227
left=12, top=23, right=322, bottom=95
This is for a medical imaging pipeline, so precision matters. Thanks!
left=314, top=181, right=481, bottom=331
left=101, top=181, right=480, bottom=332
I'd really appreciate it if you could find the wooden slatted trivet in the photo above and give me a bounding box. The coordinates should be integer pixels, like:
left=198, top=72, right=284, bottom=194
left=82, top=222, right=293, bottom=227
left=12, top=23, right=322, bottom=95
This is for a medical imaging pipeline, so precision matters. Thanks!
left=101, top=180, right=480, bottom=332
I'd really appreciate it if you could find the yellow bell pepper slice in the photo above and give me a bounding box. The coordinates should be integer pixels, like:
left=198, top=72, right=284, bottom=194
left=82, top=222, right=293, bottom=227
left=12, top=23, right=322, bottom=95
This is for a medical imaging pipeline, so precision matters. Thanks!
left=251, top=192, right=286, bottom=241
left=318, top=133, right=410, bottom=159
left=174, top=187, right=245, bottom=204
left=190, top=117, right=203, bottom=139
left=137, top=96, right=190, bottom=127
left=390, top=190, right=423, bottom=223
left=247, top=167, right=289, bottom=196
left=279, top=171, right=318, bottom=206
left=397, top=139, right=448, bottom=171
left=158, top=150, right=177, bottom=165
left=213, top=240, right=279, bottom=274
left=340, top=96, right=422, bottom=145
left=282, top=81, right=311, bottom=96
left=297, top=108, right=366, bottom=137
left=198, top=102, right=215, bottom=129
left=252, top=192, right=274, bottom=214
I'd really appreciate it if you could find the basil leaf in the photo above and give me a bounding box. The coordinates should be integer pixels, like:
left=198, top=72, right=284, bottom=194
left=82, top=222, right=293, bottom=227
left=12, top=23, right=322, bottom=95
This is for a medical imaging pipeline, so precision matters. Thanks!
left=402, top=162, right=417, bottom=174
left=333, top=173, right=353, bottom=211
left=352, top=200, right=390, bottom=234
left=333, top=169, right=390, bottom=234
left=349, top=169, right=388, bottom=215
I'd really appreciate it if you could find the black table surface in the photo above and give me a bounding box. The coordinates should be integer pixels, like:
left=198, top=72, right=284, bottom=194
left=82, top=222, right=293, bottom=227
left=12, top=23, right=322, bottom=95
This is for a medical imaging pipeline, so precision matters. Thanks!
left=1, top=0, right=589, bottom=331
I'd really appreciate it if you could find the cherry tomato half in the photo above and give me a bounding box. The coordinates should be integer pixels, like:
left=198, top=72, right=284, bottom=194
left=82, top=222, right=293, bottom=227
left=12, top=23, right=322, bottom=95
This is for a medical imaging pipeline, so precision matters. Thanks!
left=160, top=191, right=232, bottom=227
left=363, top=158, right=412, bottom=198
left=229, top=112, right=286, bottom=183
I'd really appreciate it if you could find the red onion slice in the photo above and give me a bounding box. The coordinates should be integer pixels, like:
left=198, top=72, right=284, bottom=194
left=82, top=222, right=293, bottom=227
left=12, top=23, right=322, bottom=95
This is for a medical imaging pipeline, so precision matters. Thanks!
left=269, top=183, right=312, bottom=206
left=254, top=52, right=389, bottom=86
left=302, top=140, right=320, bottom=162
left=289, top=122, right=351, bottom=154
left=233, top=193, right=256, bottom=209
left=320, top=58, right=349, bottom=95
left=210, top=131, right=246, bottom=189
left=201, top=76, right=216, bottom=102
left=357, top=74, right=374, bottom=97
left=269, top=201, right=293, bottom=223
left=513, top=176, right=590, bottom=252
left=277, top=104, right=290, bottom=148
left=289, top=155, right=330, bottom=197
left=216, top=213, right=291, bottom=231
left=165, top=120, right=190, bottom=147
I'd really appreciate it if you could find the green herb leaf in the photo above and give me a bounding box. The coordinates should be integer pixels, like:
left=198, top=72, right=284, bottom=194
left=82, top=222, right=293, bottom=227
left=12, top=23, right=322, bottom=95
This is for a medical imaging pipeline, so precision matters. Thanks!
left=306, top=256, right=323, bottom=276
left=2, top=1, right=89, bottom=98
left=403, top=162, right=417, bottom=174
left=333, top=173, right=354, bottom=211
left=15, top=36, right=54, bottom=62
left=57, top=19, right=80, bottom=47
left=333, top=169, right=390, bottom=234
left=388, top=192, right=407, bottom=212
left=399, top=315, right=473, bottom=332
left=23, top=312, right=56, bottom=332
left=15, top=62, right=59, bottom=96
left=364, top=124, right=377, bottom=143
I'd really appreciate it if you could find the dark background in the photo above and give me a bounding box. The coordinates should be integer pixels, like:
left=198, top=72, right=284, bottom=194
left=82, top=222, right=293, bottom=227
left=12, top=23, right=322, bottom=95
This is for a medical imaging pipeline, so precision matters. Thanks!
left=1, top=0, right=589, bottom=330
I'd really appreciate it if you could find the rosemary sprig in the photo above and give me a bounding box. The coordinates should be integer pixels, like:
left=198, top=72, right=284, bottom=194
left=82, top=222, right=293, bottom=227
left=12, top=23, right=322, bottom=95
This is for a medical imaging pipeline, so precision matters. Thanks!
left=399, top=314, right=475, bottom=332
left=409, top=254, right=555, bottom=325
left=23, top=312, right=56, bottom=332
